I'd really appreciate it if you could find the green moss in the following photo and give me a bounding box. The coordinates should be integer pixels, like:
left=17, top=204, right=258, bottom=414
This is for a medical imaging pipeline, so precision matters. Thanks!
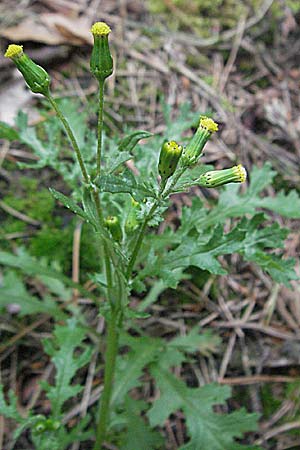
left=29, top=222, right=101, bottom=281
left=3, top=176, right=55, bottom=223
left=1, top=173, right=101, bottom=280
left=261, top=384, right=282, bottom=417
left=29, top=225, right=73, bottom=272
left=147, top=0, right=263, bottom=36
left=1, top=219, right=26, bottom=234
left=80, top=224, right=102, bottom=276
left=271, top=0, right=300, bottom=17
left=186, top=53, right=210, bottom=68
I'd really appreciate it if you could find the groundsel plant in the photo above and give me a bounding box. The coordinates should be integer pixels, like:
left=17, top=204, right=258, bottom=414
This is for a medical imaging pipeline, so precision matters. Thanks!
left=1, top=20, right=298, bottom=450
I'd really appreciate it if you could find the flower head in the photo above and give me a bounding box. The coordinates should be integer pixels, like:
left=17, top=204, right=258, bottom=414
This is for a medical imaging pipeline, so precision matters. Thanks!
left=90, top=21, right=113, bottom=81
left=4, top=44, right=23, bottom=59
left=199, top=116, right=218, bottom=133
left=91, top=22, right=111, bottom=36
left=4, top=44, right=50, bottom=96
left=182, top=115, right=218, bottom=167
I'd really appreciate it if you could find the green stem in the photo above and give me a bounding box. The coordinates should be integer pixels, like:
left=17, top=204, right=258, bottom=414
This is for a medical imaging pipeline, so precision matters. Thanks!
left=93, top=310, right=119, bottom=450
left=92, top=79, right=119, bottom=449
left=162, top=166, right=186, bottom=198
left=94, top=80, right=113, bottom=297
left=46, top=94, right=89, bottom=184
left=92, top=189, right=113, bottom=298
left=47, top=80, right=118, bottom=450
left=126, top=202, right=157, bottom=279
left=96, top=80, right=105, bottom=177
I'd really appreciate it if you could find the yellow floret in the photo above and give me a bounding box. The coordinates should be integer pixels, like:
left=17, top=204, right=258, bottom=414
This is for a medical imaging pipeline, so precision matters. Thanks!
left=199, top=116, right=219, bottom=133
left=91, top=22, right=111, bottom=36
left=4, top=44, right=23, bottom=59
left=169, top=141, right=180, bottom=151
left=235, top=164, right=247, bottom=182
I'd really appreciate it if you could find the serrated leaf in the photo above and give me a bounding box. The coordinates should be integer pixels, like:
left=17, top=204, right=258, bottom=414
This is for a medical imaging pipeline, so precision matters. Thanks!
left=96, top=170, right=156, bottom=201
left=38, top=275, right=71, bottom=302
left=49, top=188, right=89, bottom=221
left=0, top=386, right=23, bottom=421
left=244, top=250, right=297, bottom=285
left=15, top=111, right=50, bottom=160
left=161, top=225, right=245, bottom=275
left=236, top=215, right=298, bottom=286
left=0, top=386, right=38, bottom=441
left=118, top=398, right=163, bottom=450
left=42, top=319, right=92, bottom=417
left=247, top=162, right=276, bottom=196
left=0, top=249, right=94, bottom=301
left=51, top=415, right=93, bottom=449
left=201, top=164, right=300, bottom=227
left=0, top=272, right=65, bottom=318
left=107, top=151, right=133, bottom=173
left=169, top=327, right=221, bottom=356
left=148, top=368, right=260, bottom=450
left=140, top=211, right=297, bottom=288
left=124, top=308, right=151, bottom=319
left=81, top=187, right=99, bottom=228
left=112, top=335, right=159, bottom=407
left=259, top=190, right=300, bottom=218
left=0, top=121, right=20, bottom=140
left=118, top=130, right=153, bottom=152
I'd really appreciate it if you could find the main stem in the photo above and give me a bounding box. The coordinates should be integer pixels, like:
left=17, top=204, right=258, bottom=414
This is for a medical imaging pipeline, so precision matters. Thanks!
left=92, top=190, right=113, bottom=297
left=47, top=90, right=117, bottom=447
left=46, top=94, right=89, bottom=184
left=96, top=80, right=105, bottom=177
left=93, top=79, right=119, bottom=449
left=93, top=310, right=119, bottom=450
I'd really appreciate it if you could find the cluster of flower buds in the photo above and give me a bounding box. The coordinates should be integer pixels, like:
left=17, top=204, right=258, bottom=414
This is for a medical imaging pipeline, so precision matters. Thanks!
left=32, top=417, right=60, bottom=435
left=156, top=116, right=219, bottom=184
left=156, top=114, right=247, bottom=188
left=4, top=25, right=246, bottom=190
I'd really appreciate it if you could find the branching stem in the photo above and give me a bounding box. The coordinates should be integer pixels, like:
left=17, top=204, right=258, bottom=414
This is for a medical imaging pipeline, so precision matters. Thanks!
left=126, top=201, right=158, bottom=279
left=126, top=166, right=187, bottom=279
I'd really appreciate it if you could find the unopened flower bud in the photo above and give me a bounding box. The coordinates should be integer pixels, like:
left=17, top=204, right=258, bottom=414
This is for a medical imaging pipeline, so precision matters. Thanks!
left=45, top=419, right=60, bottom=431
left=32, top=420, right=47, bottom=435
left=4, top=44, right=50, bottom=96
left=198, top=164, right=247, bottom=188
left=182, top=116, right=218, bottom=167
left=105, top=216, right=122, bottom=242
left=158, top=140, right=183, bottom=180
left=90, top=22, right=113, bottom=81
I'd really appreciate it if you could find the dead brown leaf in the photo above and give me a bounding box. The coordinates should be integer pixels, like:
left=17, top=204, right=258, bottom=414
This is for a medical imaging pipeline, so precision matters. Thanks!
left=0, top=13, right=93, bottom=46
